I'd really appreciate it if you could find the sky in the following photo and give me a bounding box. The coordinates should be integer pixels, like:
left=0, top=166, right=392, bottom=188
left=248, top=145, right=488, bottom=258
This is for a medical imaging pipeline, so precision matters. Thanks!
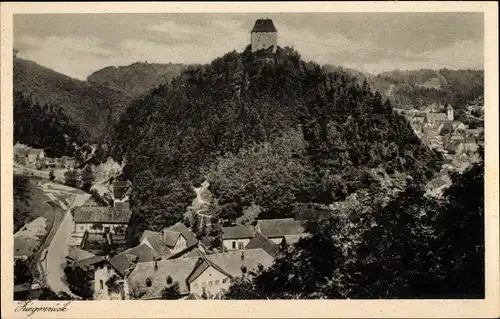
left=14, top=13, right=484, bottom=80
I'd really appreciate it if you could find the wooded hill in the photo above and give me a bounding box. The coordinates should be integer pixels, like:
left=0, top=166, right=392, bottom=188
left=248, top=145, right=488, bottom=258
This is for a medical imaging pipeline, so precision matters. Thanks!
left=324, top=65, right=484, bottom=111
left=87, top=62, right=189, bottom=100
left=110, top=46, right=443, bottom=244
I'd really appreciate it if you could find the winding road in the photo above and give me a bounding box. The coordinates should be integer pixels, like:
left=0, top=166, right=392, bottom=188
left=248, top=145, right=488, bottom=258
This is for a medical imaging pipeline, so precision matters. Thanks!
left=43, top=191, right=90, bottom=298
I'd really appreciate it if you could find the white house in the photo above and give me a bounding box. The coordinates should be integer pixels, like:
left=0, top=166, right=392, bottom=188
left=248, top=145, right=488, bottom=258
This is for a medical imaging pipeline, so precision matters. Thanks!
left=222, top=225, right=254, bottom=251
left=72, top=203, right=132, bottom=236
left=139, top=222, right=199, bottom=258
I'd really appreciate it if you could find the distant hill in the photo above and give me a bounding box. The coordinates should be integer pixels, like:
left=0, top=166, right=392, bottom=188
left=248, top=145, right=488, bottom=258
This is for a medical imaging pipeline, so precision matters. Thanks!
left=14, top=58, right=131, bottom=142
left=87, top=62, right=189, bottom=100
left=323, top=65, right=484, bottom=111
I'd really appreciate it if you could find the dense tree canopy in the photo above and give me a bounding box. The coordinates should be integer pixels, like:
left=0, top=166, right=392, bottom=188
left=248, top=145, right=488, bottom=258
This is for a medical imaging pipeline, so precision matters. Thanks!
left=14, top=91, right=84, bottom=157
left=112, top=46, right=442, bottom=237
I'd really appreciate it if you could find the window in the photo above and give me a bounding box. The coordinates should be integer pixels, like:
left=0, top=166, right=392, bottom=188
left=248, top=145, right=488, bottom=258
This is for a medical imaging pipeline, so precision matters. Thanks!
left=99, top=280, right=104, bottom=290
left=108, top=289, right=112, bottom=296
left=232, top=241, right=236, bottom=249
left=238, top=242, right=244, bottom=249
left=146, top=278, right=152, bottom=287
left=209, top=281, right=212, bottom=287
left=107, top=266, right=111, bottom=273
left=215, top=280, right=220, bottom=286
left=201, top=282, right=206, bottom=288
left=222, top=278, right=228, bottom=284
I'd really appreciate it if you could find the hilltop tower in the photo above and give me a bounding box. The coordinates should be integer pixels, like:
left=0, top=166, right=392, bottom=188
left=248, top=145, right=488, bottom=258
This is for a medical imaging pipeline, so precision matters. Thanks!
left=446, top=104, right=454, bottom=121
left=251, top=18, right=278, bottom=52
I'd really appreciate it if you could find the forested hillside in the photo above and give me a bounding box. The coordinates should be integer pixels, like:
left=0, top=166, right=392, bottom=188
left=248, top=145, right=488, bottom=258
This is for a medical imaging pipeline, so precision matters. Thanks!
left=111, top=46, right=443, bottom=244
left=323, top=65, right=484, bottom=111
left=13, top=57, right=131, bottom=141
left=87, top=62, right=189, bottom=100
left=14, top=91, right=84, bottom=157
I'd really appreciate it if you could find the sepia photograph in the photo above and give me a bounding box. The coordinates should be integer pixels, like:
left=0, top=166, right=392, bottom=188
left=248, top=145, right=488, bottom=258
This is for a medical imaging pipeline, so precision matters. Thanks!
left=1, top=2, right=499, bottom=318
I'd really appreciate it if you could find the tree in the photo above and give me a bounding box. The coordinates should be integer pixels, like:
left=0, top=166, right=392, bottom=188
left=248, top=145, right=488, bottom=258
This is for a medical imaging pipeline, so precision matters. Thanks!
left=64, top=169, right=81, bottom=188
left=160, top=280, right=181, bottom=300
left=14, top=259, right=33, bottom=285
left=38, top=288, right=74, bottom=300
left=81, top=165, right=95, bottom=191
left=64, top=266, right=94, bottom=299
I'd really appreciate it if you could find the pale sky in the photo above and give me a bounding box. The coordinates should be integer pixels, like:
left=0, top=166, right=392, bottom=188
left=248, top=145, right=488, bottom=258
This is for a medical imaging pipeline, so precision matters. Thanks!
left=14, top=13, right=484, bottom=80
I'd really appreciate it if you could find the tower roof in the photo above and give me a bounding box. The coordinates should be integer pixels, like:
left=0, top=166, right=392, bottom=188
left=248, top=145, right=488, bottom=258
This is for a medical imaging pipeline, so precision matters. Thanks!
left=251, top=19, right=277, bottom=33
left=447, top=104, right=454, bottom=110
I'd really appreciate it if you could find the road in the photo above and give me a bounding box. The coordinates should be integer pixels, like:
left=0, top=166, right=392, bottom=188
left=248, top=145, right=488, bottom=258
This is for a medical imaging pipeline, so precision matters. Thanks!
left=44, top=192, right=90, bottom=298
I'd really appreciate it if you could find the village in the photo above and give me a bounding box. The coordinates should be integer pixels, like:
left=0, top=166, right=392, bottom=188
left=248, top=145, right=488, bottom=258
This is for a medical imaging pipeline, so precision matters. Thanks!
left=12, top=17, right=485, bottom=302
left=394, top=102, right=484, bottom=197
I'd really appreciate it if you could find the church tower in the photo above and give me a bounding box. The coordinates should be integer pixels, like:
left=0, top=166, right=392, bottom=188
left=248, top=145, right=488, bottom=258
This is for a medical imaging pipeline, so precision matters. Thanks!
left=446, top=104, right=454, bottom=121
left=251, top=18, right=278, bottom=52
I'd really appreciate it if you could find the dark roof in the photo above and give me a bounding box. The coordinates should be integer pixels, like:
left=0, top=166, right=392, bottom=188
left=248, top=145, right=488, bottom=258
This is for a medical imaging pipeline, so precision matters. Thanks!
left=73, top=205, right=132, bottom=224
left=142, top=233, right=173, bottom=258
left=74, top=255, right=106, bottom=271
left=164, top=223, right=198, bottom=248
left=222, top=225, right=254, bottom=239
left=108, top=244, right=158, bottom=276
left=139, top=230, right=160, bottom=242
left=256, top=218, right=305, bottom=238
left=113, top=181, right=130, bottom=199
left=251, top=19, right=277, bottom=33
left=186, top=258, right=231, bottom=283
left=162, top=230, right=181, bottom=247
left=67, top=247, right=95, bottom=261
left=245, top=233, right=280, bottom=257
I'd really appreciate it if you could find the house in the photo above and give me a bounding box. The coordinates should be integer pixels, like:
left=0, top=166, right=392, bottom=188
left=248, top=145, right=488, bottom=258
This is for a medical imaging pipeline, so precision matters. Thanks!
left=66, top=247, right=96, bottom=266
left=126, top=248, right=275, bottom=300
left=251, top=18, right=278, bottom=52
left=245, top=232, right=280, bottom=257
left=14, top=148, right=45, bottom=168
left=72, top=203, right=132, bottom=235
left=446, top=104, right=454, bottom=121
left=93, top=244, right=159, bottom=300
left=426, top=177, right=450, bottom=197
left=222, top=225, right=254, bottom=251
left=424, top=112, right=448, bottom=126
left=452, top=121, right=468, bottom=132
left=139, top=222, right=199, bottom=258
left=112, top=180, right=131, bottom=200
left=255, top=218, right=307, bottom=245
left=464, top=135, right=478, bottom=153
left=438, top=120, right=454, bottom=136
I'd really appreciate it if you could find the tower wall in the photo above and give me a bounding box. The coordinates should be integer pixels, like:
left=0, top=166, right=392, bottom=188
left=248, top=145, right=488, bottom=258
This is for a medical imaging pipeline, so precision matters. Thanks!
left=251, top=32, right=277, bottom=52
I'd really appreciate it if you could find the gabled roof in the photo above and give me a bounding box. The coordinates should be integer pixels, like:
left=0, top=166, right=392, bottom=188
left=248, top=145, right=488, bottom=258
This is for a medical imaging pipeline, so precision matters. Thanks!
left=109, top=244, right=158, bottom=276
left=73, top=205, right=132, bottom=224
left=245, top=233, right=279, bottom=257
left=186, top=258, right=231, bottom=283
left=251, top=19, right=278, bottom=33
left=205, top=248, right=274, bottom=278
left=139, top=230, right=160, bottom=242
left=425, top=113, right=448, bottom=122
left=162, top=230, right=181, bottom=247
left=128, top=257, right=200, bottom=298
left=142, top=233, right=173, bottom=258
left=256, top=218, right=305, bottom=238
left=67, top=247, right=95, bottom=261
left=222, top=225, right=254, bottom=239
left=164, top=223, right=198, bottom=248
left=73, top=255, right=106, bottom=271
left=127, top=248, right=275, bottom=299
